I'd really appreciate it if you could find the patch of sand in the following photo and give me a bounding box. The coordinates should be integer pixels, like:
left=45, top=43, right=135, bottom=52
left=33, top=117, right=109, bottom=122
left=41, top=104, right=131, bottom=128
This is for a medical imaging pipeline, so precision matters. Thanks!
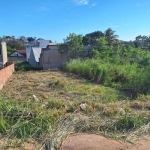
left=61, top=133, right=150, bottom=150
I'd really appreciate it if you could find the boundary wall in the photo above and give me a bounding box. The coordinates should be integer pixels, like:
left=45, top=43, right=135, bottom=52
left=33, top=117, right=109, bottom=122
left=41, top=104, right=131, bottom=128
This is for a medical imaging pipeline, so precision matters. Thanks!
left=0, top=62, right=14, bottom=90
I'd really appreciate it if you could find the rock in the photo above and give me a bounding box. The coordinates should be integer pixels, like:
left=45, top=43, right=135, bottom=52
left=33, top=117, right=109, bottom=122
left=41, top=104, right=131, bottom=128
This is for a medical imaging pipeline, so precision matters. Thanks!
left=33, top=94, right=39, bottom=101
left=80, top=103, right=87, bottom=110
left=41, top=101, right=49, bottom=108
left=120, top=108, right=126, bottom=116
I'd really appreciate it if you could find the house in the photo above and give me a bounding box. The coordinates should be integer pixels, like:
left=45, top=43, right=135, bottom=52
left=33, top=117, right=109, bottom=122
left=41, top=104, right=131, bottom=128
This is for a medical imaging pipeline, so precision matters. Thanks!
left=0, top=42, right=8, bottom=69
left=39, top=43, right=68, bottom=69
left=8, top=50, right=26, bottom=61
left=26, top=39, right=50, bottom=62
left=36, top=39, right=50, bottom=48
left=28, top=47, right=41, bottom=68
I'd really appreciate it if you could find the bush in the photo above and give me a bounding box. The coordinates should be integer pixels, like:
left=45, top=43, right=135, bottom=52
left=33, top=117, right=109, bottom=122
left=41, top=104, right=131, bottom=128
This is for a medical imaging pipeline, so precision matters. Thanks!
left=63, top=46, right=150, bottom=97
left=14, top=61, right=40, bottom=71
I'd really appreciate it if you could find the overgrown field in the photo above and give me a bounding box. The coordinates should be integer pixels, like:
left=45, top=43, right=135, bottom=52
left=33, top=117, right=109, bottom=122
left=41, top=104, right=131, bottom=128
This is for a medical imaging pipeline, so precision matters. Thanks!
left=64, top=46, right=150, bottom=98
left=0, top=70, right=150, bottom=149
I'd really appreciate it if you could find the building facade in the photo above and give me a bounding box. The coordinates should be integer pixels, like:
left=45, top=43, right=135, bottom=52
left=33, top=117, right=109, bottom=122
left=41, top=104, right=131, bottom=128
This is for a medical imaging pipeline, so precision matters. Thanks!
left=39, top=44, right=68, bottom=69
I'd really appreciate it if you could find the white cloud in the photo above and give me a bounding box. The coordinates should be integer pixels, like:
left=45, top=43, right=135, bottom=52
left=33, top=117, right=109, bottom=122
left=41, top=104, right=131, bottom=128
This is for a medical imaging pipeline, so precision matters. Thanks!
left=92, top=3, right=96, bottom=7
left=73, top=0, right=89, bottom=6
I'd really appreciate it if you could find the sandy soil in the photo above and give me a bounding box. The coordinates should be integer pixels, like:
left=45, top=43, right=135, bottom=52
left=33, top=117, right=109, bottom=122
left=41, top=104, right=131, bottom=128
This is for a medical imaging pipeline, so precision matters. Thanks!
left=0, top=139, right=39, bottom=150
left=0, top=134, right=150, bottom=149
left=61, top=133, right=150, bottom=150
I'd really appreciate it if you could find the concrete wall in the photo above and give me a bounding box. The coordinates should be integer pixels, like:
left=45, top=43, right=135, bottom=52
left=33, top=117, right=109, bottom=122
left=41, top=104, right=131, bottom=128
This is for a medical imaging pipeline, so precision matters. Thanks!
left=26, top=46, right=32, bottom=62
left=8, top=56, right=26, bottom=62
left=28, top=48, right=41, bottom=68
left=37, top=40, right=49, bottom=48
left=40, top=46, right=68, bottom=70
left=28, top=49, right=37, bottom=67
left=0, top=42, right=8, bottom=69
left=0, top=62, right=14, bottom=90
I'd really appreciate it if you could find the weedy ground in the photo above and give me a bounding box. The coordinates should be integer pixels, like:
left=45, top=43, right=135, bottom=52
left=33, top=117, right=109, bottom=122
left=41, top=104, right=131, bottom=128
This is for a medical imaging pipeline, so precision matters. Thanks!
left=0, top=70, right=150, bottom=149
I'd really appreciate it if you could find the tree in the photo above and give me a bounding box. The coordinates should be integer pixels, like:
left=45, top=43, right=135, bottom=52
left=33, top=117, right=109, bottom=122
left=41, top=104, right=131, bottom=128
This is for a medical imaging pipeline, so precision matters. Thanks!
left=83, top=31, right=104, bottom=45
left=7, top=46, right=16, bottom=55
left=58, top=33, right=84, bottom=59
left=27, top=37, right=36, bottom=42
left=135, top=35, right=149, bottom=48
left=104, top=28, right=118, bottom=43
left=7, top=40, right=25, bottom=50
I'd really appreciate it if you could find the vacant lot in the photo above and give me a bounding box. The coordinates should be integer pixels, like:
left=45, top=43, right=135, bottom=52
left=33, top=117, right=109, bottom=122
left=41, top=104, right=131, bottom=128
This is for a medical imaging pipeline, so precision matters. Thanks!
left=0, top=70, right=150, bottom=149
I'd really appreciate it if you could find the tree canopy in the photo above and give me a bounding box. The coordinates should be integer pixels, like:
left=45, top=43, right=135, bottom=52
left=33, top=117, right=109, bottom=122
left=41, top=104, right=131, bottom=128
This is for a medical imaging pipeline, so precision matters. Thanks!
left=83, top=28, right=118, bottom=46
left=58, top=33, right=84, bottom=59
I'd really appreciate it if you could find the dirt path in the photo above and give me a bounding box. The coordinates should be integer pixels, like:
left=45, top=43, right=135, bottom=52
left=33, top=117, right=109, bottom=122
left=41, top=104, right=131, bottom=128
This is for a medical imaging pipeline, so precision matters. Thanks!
left=61, top=133, right=150, bottom=150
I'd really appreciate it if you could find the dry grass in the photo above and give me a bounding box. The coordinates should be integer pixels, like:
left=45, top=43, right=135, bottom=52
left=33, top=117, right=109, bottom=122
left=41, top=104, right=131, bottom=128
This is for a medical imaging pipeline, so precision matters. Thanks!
left=0, top=70, right=150, bottom=149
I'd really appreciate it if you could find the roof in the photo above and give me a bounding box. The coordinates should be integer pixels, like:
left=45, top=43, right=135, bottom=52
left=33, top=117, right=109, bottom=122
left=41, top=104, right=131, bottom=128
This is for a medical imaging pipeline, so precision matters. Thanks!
left=48, top=43, right=57, bottom=46
left=16, top=50, right=26, bottom=56
left=32, top=47, right=41, bottom=62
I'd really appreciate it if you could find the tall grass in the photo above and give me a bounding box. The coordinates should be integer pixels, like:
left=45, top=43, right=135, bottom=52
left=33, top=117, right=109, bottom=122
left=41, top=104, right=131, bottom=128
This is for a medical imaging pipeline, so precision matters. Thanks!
left=63, top=46, right=150, bottom=97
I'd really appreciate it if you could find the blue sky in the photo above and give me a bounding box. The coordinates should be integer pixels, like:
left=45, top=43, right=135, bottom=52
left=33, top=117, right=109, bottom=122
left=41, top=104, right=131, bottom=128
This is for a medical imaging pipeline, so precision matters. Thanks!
left=0, top=0, right=150, bottom=42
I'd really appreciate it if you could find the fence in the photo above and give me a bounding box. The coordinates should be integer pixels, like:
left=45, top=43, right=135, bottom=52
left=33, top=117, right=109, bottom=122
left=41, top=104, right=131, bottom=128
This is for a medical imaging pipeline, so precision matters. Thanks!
left=0, top=62, right=14, bottom=90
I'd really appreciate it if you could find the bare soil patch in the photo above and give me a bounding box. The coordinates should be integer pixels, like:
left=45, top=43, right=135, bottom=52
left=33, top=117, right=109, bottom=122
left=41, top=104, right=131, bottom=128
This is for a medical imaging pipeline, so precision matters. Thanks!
left=61, top=134, right=150, bottom=150
left=61, top=133, right=125, bottom=150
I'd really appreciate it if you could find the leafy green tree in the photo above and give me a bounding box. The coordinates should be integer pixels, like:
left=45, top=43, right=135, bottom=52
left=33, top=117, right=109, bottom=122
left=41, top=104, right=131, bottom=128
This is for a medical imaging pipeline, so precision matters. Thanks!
left=58, top=33, right=84, bottom=59
left=27, top=37, right=35, bottom=42
left=7, top=46, right=16, bottom=55
left=135, top=35, right=149, bottom=49
left=83, top=31, right=104, bottom=45
left=96, top=36, right=108, bottom=51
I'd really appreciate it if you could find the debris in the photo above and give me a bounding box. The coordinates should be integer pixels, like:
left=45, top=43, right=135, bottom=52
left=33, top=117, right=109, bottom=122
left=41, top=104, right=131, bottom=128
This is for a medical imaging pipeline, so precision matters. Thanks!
left=33, top=94, right=39, bottom=101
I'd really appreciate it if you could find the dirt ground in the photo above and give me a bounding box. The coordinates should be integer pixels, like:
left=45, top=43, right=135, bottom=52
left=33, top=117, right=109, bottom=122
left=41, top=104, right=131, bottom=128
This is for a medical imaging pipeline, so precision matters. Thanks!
left=61, top=133, right=150, bottom=150
left=1, top=134, right=150, bottom=150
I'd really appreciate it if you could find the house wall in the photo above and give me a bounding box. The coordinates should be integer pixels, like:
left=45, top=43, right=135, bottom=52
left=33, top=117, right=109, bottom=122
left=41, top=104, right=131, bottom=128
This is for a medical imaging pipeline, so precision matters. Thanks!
left=8, top=57, right=26, bottom=62
left=0, top=63, right=14, bottom=90
left=28, top=50, right=36, bottom=67
left=40, top=46, right=68, bottom=70
left=37, top=40, right=49, bottom=48
left=28, top=50, right=38, bottom=68
left=26, top=46, right=32, bottom=62
left=9, top=52, right=24, bottom=57
left=28, top=47, right=41, bottom=68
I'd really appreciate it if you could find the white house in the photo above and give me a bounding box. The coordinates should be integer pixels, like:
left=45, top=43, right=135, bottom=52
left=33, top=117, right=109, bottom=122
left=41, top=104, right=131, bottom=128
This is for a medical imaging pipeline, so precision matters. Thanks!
left=36, top=40, right=50, bottom=48
left=26, top=40, right=50, bottom=62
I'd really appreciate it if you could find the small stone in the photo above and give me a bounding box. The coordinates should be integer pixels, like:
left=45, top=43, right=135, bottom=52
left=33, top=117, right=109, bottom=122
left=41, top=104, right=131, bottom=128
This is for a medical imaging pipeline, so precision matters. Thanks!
left=120, top=108, right=126, bottom=116
left=33, top=94, right=39, bottom=101
left=80, top=103, right=88, bottom=110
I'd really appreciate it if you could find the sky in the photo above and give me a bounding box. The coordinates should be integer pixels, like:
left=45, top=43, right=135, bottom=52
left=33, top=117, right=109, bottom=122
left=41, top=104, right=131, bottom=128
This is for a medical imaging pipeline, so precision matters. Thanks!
left=0, top=0, right=150, bottom=42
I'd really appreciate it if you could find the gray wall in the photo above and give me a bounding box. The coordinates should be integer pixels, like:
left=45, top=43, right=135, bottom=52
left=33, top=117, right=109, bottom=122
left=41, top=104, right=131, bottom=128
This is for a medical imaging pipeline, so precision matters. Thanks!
left=8, top=57, right=26, bottom=62
left=0, top=42, right=8, bottom=69
left=40, top=46, right=68, bottom=70
left=28, top=50, right=38, bottom=68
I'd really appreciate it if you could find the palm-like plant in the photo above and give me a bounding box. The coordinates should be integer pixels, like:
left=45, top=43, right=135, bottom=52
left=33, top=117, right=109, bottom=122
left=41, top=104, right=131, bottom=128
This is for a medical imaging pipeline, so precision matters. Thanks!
left=104, top=28, right=119, bottom=43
